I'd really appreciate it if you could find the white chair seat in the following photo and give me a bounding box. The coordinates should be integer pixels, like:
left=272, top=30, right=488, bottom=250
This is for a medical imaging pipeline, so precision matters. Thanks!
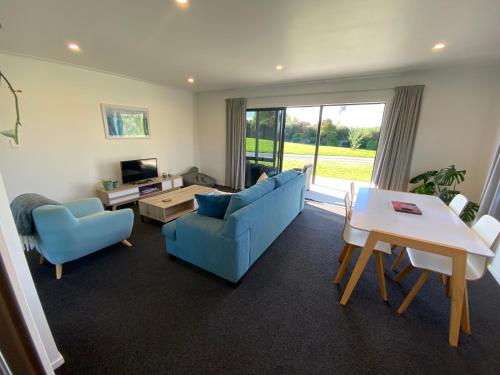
left=406, top=248, right=485, bottom=281
left=344, top=225, right=392, bottom=254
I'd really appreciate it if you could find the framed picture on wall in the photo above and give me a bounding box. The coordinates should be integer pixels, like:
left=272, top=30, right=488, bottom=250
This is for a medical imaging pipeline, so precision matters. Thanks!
left=101, top=104, right=151, bottom=139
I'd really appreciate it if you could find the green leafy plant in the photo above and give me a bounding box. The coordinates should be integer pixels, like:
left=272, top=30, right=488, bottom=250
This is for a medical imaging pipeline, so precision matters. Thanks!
left=0, top=71, right=22, bottom=145
left=410, top=165, right=479, bottom=222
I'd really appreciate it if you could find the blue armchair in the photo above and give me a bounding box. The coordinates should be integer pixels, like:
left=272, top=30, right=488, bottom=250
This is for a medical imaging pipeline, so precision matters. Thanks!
left=32, top=198, right=134, bottom=279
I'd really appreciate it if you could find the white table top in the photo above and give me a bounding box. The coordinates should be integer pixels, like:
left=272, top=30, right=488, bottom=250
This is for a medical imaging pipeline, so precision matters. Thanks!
left=351, top=188, right=494, bottom=258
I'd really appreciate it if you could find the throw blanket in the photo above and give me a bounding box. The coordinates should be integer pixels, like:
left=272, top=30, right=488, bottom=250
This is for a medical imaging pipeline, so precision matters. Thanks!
left=10, top=193, right=60, bottom=251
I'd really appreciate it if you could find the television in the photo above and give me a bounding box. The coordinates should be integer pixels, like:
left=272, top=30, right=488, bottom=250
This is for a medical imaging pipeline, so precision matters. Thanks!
left=120, top=158, right=158, bottom=184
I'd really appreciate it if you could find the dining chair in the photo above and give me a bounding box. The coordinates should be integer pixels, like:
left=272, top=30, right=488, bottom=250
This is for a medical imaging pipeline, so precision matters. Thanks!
left=335, top=193, right=392, bottom=286
left=397, top=215, right=500, bottom=334
left=391, top=194, right=469, bottom=277
left=338, top=183, right=355, bottom=263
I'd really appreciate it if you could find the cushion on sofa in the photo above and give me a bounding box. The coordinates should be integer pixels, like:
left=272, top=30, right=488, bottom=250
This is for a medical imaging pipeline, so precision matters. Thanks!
left=256, top=172, right=268, bottom=184
left=224, top=178, right=275, bottom=219
left=195, top=193, right=232, bottom=219
left=272, top=170, right=299, bottom=187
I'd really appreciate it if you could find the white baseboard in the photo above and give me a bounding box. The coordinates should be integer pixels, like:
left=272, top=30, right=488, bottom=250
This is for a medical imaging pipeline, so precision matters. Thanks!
left=488, top=265, right=500, bottom=285
left=51, top=353, right=65, bottom=370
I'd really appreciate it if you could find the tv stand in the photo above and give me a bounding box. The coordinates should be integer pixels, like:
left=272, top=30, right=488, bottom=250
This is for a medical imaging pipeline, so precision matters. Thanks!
left=134, top=178, right=153, bottom=185
left=96, top=176, right=183, bottom=210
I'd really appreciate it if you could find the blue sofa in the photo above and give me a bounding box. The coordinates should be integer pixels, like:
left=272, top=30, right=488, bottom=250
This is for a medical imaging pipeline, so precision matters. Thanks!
left=162, top=170, right=306, bottom=284
left=32, top=198, right=134, bottom=279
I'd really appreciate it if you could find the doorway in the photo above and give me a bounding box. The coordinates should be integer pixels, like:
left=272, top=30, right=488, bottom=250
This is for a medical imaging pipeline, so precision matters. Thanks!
left=246, top=103, right=386, bottom=204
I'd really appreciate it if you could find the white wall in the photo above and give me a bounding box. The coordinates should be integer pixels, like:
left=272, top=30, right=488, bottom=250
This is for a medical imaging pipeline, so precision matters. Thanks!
left=0, top=53, right=196, bottom=201
left=0, top=172, right=61, bottom=372
left=196, top=65, right=500, bottom=202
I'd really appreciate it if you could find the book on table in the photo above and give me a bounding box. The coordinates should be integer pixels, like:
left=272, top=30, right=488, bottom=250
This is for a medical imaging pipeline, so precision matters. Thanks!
left=391, top=201, right=422, bottom=215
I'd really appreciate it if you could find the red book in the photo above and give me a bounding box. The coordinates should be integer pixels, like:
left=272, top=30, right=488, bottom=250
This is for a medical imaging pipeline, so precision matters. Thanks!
left=392, top=201, right=422, bottom=215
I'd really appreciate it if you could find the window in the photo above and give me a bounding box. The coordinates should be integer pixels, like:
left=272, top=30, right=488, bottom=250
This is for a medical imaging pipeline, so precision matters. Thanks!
left=246, top=108, right=285, bottom=169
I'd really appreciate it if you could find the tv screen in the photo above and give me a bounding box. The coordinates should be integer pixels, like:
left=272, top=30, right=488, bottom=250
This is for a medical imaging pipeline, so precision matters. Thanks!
left=120, top=158, right=158, bottom=184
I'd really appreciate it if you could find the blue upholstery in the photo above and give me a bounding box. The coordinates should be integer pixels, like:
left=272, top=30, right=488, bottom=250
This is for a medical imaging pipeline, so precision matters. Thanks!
left=162, top=172, right=305, bottom=283
left=195, top=193, right=231, bottom=219
left=32, top=197, right=134, bottom=265
left=224, top=178, right=275, bottom=219
left=272, top=169, right=299, bottom=187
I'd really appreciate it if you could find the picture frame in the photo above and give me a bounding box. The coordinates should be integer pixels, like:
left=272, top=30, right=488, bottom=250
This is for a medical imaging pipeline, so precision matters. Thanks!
left=101, top=104, right=151, bottom=139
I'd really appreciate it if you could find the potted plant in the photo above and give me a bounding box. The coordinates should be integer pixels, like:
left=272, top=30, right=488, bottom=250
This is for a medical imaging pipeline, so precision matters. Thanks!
left=409, top=165, right=479, bottom=222
left=101, top=179, right=114, bottom=190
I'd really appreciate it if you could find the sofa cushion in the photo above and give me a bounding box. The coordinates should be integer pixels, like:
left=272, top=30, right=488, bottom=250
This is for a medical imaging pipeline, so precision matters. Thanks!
left=224, top=178, right=275, bottom=219
left=195, top=193, right=232, bottom=219
left=272, top=170, right=299, bottom=187
left=256, top=172, right=268, bottom=184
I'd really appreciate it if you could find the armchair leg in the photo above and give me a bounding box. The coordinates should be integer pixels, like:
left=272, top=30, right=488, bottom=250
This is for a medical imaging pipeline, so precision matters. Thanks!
left=121, top=240, right=132, bottom=247
left=56, top=264, right=63, bottom=280
left=39, top=255, right=45, bottom=265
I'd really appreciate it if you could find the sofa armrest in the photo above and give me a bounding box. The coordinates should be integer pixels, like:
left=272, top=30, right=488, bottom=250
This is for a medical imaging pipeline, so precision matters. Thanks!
left=78, top=208, right=133, bottom=236
left=64, top=198, right=104, bottom=218
left=222, top=205, right=253, bottom=239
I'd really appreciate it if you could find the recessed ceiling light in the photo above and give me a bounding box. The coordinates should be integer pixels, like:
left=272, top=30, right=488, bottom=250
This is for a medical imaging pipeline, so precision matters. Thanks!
left=175, top=0, right=189, bottom=7
left=276, top=65, right=284, bottom=71
left=187, top=77, right=195, bottom=83
left=67, top=42, right=81, bottom=52
left=432, top=42, right=446, bottom=51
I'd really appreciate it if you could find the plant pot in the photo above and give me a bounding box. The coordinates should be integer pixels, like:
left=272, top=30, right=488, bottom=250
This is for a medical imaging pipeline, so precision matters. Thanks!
left=113, top=181, right=121, bottom=188
left=103, top=181, right=114, bottom=190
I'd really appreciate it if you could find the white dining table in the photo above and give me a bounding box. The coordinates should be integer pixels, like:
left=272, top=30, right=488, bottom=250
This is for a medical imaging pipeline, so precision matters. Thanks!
left=339, top=187, right=494, bottom=347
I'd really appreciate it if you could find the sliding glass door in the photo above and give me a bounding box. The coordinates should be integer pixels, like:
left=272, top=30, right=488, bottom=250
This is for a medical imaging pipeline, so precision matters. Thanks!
left=246, top=108, right=285, bottom=170
left=281, top=106, right=321, bottom=172
left=245, top=103, right=385, bottom=189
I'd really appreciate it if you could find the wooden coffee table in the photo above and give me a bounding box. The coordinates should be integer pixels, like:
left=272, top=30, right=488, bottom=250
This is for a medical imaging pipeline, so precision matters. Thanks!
left=138, top=185, right=217, bottom=223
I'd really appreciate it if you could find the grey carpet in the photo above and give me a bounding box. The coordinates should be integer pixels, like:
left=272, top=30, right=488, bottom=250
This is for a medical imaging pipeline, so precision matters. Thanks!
left=26, top=203, right=500, bottom=375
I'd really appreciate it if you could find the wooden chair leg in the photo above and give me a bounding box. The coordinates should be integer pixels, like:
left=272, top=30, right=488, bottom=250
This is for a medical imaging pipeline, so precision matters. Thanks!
left=461, top=282, right=471, bottom=335
left=447, top=277, right=452, bottom=298
left=121, top=240, right=132, bottom=247
left=56, top=264, right=63, bottom=280
left=391, top=247, right=406, bottom=272
left=334, top=244, right=354, bottom=284
left=39, top=255, right=45, bottom=265
left=397, top=270, right=431, bottom=314
left=374, top=251, right=388, bottom=301
left=338, top=243, right=349, bottom=263
left=393, top=264, right=414, bottom=283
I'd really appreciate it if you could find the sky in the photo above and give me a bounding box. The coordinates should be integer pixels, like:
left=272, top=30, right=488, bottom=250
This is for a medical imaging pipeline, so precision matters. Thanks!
left=287, top=103, right=385, bottom=128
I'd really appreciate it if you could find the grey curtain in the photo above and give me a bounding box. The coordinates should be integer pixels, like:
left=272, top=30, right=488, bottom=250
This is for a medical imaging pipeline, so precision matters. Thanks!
left=372, top=85, right=425, bottom=191
left=477, top=145, right=500, bottom=219
left=225, top=98, right=247, bottom=190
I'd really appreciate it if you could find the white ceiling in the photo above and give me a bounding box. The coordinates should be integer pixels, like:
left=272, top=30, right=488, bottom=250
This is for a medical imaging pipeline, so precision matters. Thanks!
left=1, top=0, right=500, bottom=91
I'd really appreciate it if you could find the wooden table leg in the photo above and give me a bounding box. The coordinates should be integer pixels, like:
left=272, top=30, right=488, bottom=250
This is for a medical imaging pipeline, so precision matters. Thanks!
left=340, top=233, right=376, bottom=306
left=449, top=253, right=467, bottom=347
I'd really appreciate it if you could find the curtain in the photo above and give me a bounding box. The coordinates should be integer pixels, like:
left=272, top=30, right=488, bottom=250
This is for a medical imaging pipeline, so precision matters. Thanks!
left=372, top=85, right=425, bottom=191
left=477, top=145, right=500, bottom=219
left=225, top=98, right=247, bottom=190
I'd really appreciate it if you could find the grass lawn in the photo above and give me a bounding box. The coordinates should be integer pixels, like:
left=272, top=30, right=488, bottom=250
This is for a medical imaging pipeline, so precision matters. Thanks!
left=282, top=158, right=374, bottom=182
left=246, top=138, right=376, bottom=158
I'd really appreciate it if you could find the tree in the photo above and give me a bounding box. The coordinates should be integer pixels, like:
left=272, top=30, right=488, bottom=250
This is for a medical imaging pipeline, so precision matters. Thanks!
left=348, top=128, right=364, bottom=150
left=366, top=139, right=378, bottom=150
left=320, top=119, right=338, bottom=146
